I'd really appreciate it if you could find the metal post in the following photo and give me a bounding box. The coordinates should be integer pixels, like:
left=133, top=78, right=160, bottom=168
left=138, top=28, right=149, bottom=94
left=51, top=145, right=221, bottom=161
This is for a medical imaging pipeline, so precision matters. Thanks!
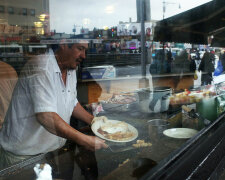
left=163, top=0, right=165, bottom=19
left=141, top=0, right=146, bottom=77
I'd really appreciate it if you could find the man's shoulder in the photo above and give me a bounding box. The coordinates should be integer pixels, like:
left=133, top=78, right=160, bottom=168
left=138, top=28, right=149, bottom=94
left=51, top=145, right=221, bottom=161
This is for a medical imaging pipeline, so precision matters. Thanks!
left=21, top=51, right=56, bottom=76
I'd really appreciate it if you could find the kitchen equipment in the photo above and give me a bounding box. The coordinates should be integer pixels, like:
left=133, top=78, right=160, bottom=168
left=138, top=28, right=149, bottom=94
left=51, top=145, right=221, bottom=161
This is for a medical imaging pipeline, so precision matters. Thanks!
left=167, top=111, right=182, bottom=128
left=81, top=65, right=116, bottom=80
left=137, top=87, right=172, bottom=113
left=148, top=119, right=169, bottom=142
left=100, top=100, right=137, bottom=112
left=182, top=105, right=211, bottom=130
left=100, top=93, right=138, bottom=112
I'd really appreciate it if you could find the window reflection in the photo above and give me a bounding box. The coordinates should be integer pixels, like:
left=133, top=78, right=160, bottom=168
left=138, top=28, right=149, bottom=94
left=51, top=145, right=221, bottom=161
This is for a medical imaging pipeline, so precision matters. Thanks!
left=0, top=0, right=224, bottom=179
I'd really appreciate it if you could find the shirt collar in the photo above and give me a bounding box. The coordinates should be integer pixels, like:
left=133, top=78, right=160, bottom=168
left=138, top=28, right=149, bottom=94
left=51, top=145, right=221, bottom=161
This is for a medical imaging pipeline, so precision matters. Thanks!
left=49, top=48, right=61, bottom=73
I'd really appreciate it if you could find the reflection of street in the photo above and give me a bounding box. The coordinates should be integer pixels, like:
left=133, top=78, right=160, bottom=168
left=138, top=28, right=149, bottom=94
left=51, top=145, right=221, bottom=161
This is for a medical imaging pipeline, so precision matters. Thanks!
left=115, top=64, right=201, bottom=89
left=115, top=64, right=150, bottom=77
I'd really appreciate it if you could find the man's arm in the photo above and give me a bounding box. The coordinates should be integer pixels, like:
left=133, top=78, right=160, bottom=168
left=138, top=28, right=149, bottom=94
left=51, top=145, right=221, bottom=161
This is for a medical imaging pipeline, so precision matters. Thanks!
left=36, top=112, right=107, bottom=151
left=72, top=102, right=94, bottom=125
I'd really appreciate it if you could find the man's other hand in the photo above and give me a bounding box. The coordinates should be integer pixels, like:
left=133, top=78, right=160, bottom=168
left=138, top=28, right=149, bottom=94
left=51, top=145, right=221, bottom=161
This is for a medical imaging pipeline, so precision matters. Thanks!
left=81, top=135, right=108, bottom=151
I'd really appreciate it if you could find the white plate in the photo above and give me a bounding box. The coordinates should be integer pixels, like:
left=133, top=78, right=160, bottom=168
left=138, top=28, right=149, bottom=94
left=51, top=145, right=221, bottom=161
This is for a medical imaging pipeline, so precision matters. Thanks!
left=163, top=128, right=198, bottom=139
left=91, top=120, right=138, bottom=143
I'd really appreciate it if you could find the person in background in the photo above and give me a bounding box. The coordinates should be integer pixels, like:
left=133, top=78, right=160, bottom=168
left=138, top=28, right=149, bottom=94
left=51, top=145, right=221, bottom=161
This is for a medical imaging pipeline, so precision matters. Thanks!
left=172, top=49, right=193, bottom=89
left=196, top=50, right=201, bottom=61
left=198, top=50, right=215, bottom=85
left=172, top=49, right=192, bottom=74
left=166, top=49, right=173, bottom=73
left=190, top=52, right=197, bottom=73
left=195, top=50, right=202, bottom=70
left=0, top=40, right=108, bottom=170
left=220, top=50, right=225, bottom=73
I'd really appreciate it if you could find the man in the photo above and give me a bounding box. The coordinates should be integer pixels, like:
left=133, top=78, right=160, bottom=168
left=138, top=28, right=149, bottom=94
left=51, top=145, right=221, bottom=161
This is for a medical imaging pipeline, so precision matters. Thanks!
left=166, top=50, right=173, bottom=73
left=0, top=40, right=108, bottom=169
left=0, top=61, right=18, bottom=129
left=198, top=50, right=215, bottom=85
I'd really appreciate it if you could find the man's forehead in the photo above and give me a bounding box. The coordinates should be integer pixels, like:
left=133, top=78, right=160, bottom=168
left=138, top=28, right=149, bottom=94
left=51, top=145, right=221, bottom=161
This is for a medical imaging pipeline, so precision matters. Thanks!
left=74, top=43, right=88, bottom=49
left=59, top=39, right=89, bottom=48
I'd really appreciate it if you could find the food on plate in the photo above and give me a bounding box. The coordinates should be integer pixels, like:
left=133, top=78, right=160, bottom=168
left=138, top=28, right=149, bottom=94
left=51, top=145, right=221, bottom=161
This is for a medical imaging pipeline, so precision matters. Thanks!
left=100, top=121, right=128, bottom=133
left=132, top=140, right=152, bottom=148
left=119, top=158, right=130, bottom=167
left=91, top=116, right=108, bottom=125
left=106, top=94, right=136, bottom=104
left=97, top=121, right=134, bottom=141
left=169, top=89, right=216, bottom=105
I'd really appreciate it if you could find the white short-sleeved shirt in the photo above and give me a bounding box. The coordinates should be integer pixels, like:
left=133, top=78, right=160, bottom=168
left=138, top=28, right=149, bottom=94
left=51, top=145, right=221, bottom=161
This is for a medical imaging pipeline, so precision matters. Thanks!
left=0, top=49, right=78, bottom=155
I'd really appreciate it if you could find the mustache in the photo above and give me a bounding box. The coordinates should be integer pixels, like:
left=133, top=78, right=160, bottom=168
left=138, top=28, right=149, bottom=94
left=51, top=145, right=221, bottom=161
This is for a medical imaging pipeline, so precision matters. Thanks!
left=76, top=58, right=84, bottom=63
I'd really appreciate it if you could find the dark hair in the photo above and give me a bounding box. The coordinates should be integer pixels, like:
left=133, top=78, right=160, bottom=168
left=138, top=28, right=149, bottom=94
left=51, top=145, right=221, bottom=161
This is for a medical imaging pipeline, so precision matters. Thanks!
left=50, top=44, right=59, bottom=52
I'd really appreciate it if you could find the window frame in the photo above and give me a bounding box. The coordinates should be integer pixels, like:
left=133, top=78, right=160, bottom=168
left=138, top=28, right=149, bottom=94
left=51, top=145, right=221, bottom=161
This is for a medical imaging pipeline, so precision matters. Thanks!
left=22, top=8, right=27, bottom=16
left=8, top=7, right=14, bottom=14
left=30, top=9, right=35, bottom=16
left=0, top=5, right=5, bottom=13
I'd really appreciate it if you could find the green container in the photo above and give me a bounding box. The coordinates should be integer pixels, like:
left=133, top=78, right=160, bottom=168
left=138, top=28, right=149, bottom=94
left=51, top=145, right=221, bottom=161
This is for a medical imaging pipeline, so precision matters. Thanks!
left=216, top=94, right=225, bottom=115
left=196, top=96, right=218, bottom=122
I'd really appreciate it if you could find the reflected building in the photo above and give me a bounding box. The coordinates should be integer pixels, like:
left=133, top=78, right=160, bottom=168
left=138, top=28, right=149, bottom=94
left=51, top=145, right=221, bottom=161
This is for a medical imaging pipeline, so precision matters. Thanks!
left=0, top=0, right=50, bottom=44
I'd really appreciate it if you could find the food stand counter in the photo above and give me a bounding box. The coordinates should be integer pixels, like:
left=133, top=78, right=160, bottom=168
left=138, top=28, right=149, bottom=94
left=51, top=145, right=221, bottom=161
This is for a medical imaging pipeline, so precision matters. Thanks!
left=78, top=72, right=195, bottom=104
left=0, top=105, right=208, bottom=180
left=1, top=85, right=225, bottom=180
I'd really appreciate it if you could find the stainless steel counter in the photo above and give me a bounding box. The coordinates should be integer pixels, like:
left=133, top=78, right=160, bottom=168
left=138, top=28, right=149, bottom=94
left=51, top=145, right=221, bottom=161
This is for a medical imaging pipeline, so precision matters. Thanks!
left=0, top=107, right=188, bottom=180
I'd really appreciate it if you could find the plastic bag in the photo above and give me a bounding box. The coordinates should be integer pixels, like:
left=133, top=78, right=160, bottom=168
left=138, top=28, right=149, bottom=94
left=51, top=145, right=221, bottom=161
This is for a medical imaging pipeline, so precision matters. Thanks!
left=214, top=60, right=224, bottom=76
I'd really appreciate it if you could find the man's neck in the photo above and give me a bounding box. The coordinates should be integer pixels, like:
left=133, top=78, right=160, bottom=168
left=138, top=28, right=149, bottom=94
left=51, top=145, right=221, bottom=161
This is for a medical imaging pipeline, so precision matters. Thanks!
left=55, top=51, right=67, bottom=74
left=54, top=51, right=68, bottom=86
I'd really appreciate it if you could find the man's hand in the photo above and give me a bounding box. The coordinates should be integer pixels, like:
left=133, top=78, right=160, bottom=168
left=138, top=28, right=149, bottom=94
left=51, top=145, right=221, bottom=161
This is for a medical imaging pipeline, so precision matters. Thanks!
left=79, top=135, right=108, bottom=151
left=91, top=116, right=108, bottom=125
left=36, top=112, right=108, bottom=151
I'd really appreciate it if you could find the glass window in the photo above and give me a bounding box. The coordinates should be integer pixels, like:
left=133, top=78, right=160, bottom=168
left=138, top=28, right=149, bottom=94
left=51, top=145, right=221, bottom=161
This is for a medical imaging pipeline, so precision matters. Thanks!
left=8, top=7, right=14, bottom=14
left=22, top=8, right=27, bottom=15
left=43, top=0, right=47, bottom=10
left=0, top=0, right=225, bottom=179
left=30, top=9, right=35, bottom=16
left=0, top=5, right=4, bottom=13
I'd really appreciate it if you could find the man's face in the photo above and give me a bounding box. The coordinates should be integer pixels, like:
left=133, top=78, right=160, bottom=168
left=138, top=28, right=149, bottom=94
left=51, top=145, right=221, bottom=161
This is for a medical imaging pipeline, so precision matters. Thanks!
left=60, top=43, right=88, bottom=70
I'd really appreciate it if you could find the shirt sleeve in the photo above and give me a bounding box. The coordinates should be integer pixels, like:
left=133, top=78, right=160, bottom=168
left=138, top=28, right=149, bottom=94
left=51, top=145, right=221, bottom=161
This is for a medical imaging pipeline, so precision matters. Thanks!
left=28, top=67, right=57, bottom=114
left=74, top=98, right=78, bottom=109
left=71, top=70, right=78, bottom=109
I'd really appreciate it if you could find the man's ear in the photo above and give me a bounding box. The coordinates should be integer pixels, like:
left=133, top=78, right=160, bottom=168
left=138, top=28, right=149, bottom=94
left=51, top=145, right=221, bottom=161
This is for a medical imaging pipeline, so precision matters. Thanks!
left=59, top=44, right=65, bottom=50
left=59, top=44, right=68, bottom=50
left=59, top=39, right=69, bottom=50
